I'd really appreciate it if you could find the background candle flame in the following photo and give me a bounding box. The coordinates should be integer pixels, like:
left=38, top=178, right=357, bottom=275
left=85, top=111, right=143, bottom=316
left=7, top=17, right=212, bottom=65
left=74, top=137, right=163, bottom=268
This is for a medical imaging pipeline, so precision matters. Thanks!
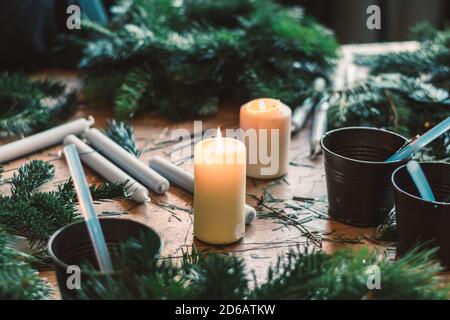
left=215, top=127, right=223, bottom=152
left=258, top=99, right=267, bottom=111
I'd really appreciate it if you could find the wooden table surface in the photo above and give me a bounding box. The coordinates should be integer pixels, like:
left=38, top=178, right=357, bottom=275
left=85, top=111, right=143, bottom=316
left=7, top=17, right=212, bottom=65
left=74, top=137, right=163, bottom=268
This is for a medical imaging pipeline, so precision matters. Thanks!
left=3, top=42, right=441, bottom=299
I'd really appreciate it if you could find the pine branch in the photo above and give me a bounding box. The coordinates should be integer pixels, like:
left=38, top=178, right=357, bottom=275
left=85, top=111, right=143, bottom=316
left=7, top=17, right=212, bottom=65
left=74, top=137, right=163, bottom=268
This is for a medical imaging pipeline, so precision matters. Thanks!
left=0, top=73, right=65, bottom=105
left=252, top=246, right=447, bottom=300
left=355, top=24, right=450, bottom=90
left=408, top=21, right=439, bottom=42
left=105, top=119, right=141, bottom=157
left=0, top=229, right=51, bottom=300
left=55, top=178, right=130, bottom=202
left=10, top=160, right=55, bottom=195
left=89, top=181, right=130, bottom=200
left=0, top=73, right=76, bottom=137
left=191, top=254, right=249, bottom=300
left=114, top=66, right=152, bottom=118
left=354, top=25, right=450, bottom=83
left=75, top=232, right=449, bottom=300
left=327, top=74, right=450, bottom=158
left=348, top=25, right=450, bottom=158
left=81, top=72, right=124, bottom=104
left=0, top=161, right=128, bottom=249
left=79, top=0, right=338, bottom=119
left=0, top=190, right=79, bottom=250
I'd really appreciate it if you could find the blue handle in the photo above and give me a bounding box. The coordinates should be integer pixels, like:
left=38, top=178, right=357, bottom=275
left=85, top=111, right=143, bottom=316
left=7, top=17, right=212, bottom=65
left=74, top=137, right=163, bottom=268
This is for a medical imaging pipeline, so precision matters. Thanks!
left=406, top=161, right=436, bottom=202
left=387, top=116, right=450, bottom=162
left=63, top=144, right=113, bottom=273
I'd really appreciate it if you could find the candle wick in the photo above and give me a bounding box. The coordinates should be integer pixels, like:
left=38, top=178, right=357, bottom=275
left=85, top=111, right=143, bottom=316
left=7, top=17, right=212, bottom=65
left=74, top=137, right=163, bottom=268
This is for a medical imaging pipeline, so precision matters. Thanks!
left=216, top=127, right=223, bottom=152
left=258, top=100, right=266, bottom=111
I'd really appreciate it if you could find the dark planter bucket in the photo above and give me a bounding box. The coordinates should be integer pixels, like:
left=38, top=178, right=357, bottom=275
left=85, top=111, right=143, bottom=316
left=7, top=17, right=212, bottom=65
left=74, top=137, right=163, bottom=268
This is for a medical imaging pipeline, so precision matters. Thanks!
left=392, top=162, right=450, bottom=267
left=321, top=127, right=409, bottom=227
left=48, top=218, right=163, bottom=300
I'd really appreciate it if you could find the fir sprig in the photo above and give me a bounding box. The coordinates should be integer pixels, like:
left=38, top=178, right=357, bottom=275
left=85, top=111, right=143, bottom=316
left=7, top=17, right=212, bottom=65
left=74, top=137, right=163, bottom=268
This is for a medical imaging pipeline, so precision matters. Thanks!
left=190, top=254, right=249, bottom=300
left=355, top=24, right=450, bottom=83
left=105, top=119, right=141, bottom=157
left=344, top=25, right=450, bottom=152
left=0, top=160, right=128, bottom=249
left=55, top=178, right=130, bottom=203
left=0, top=229, right=51, bottom=300
left=76, top=233, right=449, bottom=300
left=0, top=73, right=76, bottom=137
left=0, top=192, right=79, bottom=249
left=10, top=160, right=55, bottom=195
left=79, top=0, right=338, bottom=119
left=113, top=66, right=152, bottom=119
left=327, top=74, right=450, bottom=158
left=252, top=246, right=447, bottom=300
left=329, top=74, right=448, bottom=129
left=88, top=180, right=130, bottom=200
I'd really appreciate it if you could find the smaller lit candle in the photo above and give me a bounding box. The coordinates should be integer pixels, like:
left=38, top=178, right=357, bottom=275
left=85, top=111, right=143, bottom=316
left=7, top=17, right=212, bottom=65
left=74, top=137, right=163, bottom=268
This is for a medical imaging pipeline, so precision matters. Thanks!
left=194, top=128, right=246, bottom=245
left=240, top=98, right=291, bottom=179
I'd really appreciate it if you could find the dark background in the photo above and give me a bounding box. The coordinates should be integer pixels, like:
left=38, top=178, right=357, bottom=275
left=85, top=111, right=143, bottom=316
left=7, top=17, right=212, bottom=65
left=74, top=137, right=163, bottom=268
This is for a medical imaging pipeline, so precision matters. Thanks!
left=0, top=0, right=448, bottom=68
left=291, top=0, right=450, bottom=43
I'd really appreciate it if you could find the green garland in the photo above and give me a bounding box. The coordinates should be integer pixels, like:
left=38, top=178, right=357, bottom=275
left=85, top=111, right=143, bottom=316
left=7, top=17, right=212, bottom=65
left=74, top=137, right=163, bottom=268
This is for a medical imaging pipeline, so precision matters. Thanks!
left=76, top=233, right=449, bottom=300
left=327, top=74, right=449, bottom=146
left=0, top=229, right=51, bottom=300
left=0, top=160, right=128, bottom=250
left=0, top=159, right=128, bottom=300
left=0, top=73, right=76, bottom=137
left=328, top=24, right=450, bottom=160
left=79, top=0, right=338, bottom=119
left=355, top=22, right=450, bottom=84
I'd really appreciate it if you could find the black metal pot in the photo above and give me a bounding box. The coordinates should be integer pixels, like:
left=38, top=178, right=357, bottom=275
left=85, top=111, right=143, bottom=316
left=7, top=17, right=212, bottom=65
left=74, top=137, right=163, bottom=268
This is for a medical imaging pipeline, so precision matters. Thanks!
left=321, top=127, right=409, bottom=227
left=392, top=162, right=450, bottom=267
left=47, top=218, right=163, bottom=300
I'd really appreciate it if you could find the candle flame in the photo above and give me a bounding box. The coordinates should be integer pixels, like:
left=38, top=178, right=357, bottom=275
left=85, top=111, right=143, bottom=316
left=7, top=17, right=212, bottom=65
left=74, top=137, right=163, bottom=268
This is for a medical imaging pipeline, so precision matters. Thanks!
left=215, top=127, right=223, bottom=152
left=259, top=99, right=268, bottom=111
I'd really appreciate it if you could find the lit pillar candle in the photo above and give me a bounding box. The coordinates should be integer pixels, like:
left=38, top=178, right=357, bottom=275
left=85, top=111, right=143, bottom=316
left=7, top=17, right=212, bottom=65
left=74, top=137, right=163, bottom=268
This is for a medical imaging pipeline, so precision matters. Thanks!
left=0, top=117, right=94, bottom=164
left=149, top=156, right=256, bottom=224
left=194, top=128, right=246, bottom=245
left=240, top=98, right=291, bottom=179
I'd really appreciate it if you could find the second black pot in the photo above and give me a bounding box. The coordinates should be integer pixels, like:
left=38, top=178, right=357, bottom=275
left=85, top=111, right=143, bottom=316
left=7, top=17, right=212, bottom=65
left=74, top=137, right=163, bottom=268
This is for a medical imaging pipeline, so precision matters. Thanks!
left=393, top=162, right=450, bottom=267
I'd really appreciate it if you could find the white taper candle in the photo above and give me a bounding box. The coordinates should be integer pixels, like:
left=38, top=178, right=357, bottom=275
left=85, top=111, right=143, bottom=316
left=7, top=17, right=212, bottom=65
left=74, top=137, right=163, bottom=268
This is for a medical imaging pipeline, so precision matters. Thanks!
left=310, top=96, right=330, bottom=157
left=64, top=135, right=150, bottom=203
left=291, top=78, right=326, bottom=133
left=0, top=116, right=95, bottom=164
left=149, top=156, right=194, bottom=193
left=149, top=156, right=256, bottom=224
left=85, top=128, right=169, bottom=194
